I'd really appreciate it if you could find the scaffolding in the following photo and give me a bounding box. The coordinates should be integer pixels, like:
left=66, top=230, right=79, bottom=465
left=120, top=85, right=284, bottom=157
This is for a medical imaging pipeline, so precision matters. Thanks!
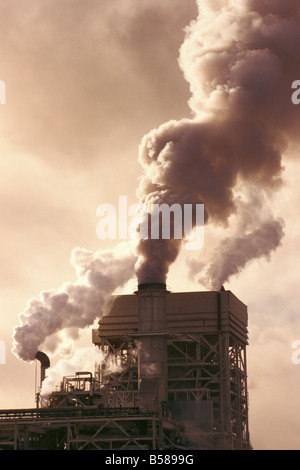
left=0, top=289, right=251, bottom=450
left=0, top=407, right=185, bottom=450
left=92, top=289, right=251, bottom=450
left=0, top=369, right=185, bottom=450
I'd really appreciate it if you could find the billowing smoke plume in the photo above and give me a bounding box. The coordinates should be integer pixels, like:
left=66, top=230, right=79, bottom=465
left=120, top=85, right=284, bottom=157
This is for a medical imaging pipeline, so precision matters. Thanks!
left=187, top=185, right=285, bottom=288
left=190, top=217, right=285, bottom=289
left=12, top=0, right=300, bottom=368
left=12, top=244, right=136, bottom=361
left=135, top=0, right=300, bottom=287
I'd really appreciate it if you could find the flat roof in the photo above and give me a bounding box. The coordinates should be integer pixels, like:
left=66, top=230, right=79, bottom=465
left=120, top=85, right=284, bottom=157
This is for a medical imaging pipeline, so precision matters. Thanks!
left=93, top=290, right=248, bottom=344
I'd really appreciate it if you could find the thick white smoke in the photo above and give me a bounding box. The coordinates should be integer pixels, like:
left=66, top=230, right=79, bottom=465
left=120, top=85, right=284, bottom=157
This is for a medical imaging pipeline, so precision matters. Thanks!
left=189, top=186, right=285, bottom=289
left=135, top=0, right=300, bottom=287
left=12, top=243, right=136, bottom=362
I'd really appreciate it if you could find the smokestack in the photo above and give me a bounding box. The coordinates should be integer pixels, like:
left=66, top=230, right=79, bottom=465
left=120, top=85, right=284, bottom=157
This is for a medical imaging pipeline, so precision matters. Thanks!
left=35, top=351, right=50, bottom=385
left=135, top=282, right=168, bottom=415
left=138, top=282, right=167, bottom=291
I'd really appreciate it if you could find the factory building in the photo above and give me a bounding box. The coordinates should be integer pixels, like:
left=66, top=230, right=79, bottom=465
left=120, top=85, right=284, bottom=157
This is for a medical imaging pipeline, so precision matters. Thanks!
left=92, top=284, right=250, bottom=450
left=0, top=285, right=251, bottom=450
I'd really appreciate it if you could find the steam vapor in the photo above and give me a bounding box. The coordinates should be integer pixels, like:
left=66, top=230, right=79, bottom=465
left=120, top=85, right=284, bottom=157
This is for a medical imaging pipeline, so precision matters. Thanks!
left=40, top=347, right=123, bottom=397
left=12, top=244, right=136, bottom=361
left=135, top=0, right=300, bottom=287
left=191, top=216, right=284, bottom=289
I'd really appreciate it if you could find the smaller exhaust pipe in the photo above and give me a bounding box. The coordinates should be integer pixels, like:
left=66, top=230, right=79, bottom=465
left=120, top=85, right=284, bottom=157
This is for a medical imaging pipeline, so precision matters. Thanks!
left=35, top=351, right=50, bottom=409
left=35, top=351, right=50, bottom=385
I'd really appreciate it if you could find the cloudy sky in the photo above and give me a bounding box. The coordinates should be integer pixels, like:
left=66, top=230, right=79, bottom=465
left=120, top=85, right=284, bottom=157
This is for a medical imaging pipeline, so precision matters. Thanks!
left=1, top=0, right=300, bottom=450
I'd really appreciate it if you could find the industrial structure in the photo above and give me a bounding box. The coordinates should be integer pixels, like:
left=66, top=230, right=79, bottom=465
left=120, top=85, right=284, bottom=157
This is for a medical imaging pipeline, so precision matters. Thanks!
left=0, top=285, right=251, bottom=450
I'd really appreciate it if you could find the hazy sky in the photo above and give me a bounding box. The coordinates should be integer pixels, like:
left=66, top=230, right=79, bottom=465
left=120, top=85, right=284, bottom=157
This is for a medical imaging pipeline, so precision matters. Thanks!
left=1, top=0, right=300, bottom=450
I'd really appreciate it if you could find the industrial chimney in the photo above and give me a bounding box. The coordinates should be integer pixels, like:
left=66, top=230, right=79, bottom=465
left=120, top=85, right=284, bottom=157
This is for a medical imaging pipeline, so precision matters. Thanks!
left=35, top=351, right=50, bottom=408
left=135, top=282, right=168, bottom=416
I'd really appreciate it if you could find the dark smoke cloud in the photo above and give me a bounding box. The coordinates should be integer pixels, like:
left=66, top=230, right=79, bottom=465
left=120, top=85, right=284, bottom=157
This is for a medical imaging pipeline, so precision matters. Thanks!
left=135, top=0, right=299, bottom=286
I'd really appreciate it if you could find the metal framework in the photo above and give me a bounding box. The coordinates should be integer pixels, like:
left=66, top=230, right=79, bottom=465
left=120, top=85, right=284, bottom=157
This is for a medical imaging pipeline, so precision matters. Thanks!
left=0, top=289, right=251, bottom=450
left=0, top=407, right=185, bottom=450
left=0, top=370, right=185, bottom=450
left=93, top=333, right=249, bottom=449
left=93, top=289, right=251, bottom=450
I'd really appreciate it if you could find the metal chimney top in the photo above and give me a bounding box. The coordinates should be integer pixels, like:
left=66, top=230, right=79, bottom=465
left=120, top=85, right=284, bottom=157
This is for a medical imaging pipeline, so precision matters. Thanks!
left=35, top=351, right=50, bottom=369
left=137, top=282, right=167, bottom=291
